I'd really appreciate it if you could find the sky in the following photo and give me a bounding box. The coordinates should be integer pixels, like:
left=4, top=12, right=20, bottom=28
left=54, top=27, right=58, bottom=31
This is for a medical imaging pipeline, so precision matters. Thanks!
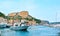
left=0, top=0, right=60, bottom=22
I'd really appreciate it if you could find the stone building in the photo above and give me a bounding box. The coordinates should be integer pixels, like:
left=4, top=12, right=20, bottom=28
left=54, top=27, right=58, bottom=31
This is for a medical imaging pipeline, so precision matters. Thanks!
left=27, top=19, right=36, bottom=25
left=0, top=17, right=7, bottom=24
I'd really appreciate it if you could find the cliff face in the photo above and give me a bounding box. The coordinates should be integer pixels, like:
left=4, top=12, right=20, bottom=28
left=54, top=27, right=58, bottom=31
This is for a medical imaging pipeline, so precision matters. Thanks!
left=18, top=11, right=29, bottom=18
left=8, top=11, right=41, bottom=25
left=8, top=11, right=29, bottom=18
left=8, top=13, right=16, bottom=17
left=0, top=11, right=50, bottom=25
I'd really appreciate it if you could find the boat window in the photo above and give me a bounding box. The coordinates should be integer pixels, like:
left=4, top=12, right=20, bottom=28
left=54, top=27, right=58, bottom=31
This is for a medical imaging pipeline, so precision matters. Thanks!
left=15, top=25, right=18, bottom=26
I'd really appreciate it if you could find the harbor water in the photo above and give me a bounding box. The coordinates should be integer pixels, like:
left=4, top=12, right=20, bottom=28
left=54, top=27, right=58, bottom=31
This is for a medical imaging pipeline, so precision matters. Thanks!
left=0, top=25, right=60, bottom=36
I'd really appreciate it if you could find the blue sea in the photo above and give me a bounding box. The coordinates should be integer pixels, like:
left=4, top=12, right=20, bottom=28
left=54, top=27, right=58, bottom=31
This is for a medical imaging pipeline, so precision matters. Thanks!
left=0, top=25, right=60, bottom=36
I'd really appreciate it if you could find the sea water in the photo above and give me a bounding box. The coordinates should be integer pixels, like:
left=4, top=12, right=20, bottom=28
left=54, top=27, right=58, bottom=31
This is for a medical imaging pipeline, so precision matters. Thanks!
left=0, top=25, right=60, bottom=36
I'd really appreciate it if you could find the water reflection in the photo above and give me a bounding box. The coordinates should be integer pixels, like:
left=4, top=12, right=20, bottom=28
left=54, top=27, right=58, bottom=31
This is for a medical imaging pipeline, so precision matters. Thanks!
left=0, top=29, right=29, bottom=36
left=0, top=26, right=60, bottom=36
left=57, top=32, right=60, bottom=36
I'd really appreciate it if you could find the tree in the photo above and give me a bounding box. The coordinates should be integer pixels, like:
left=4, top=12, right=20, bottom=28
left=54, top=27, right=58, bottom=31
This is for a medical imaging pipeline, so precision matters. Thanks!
left=0, top=12, right=5, bottom=18
left=33, top=18, right=41, bottom=24
left=24, top=17, right=33, bottom=21
left=14, top=15, right=22, bottom=20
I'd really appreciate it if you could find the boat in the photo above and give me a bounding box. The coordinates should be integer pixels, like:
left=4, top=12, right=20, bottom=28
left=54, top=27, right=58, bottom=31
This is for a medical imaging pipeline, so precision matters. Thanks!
left=0, top=22, right=10, bottom=28
left=10, top=23, right=29, bottom=31
left=0, top=22, right=7, bottom=28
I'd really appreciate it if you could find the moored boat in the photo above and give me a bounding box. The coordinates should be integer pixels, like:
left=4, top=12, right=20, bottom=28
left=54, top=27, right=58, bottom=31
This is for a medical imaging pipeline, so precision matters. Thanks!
left=0, top=22, right=7, bottom=28
left=10, top=23, right=29, bottom=31
left=0, top=22, right=10, bottom=28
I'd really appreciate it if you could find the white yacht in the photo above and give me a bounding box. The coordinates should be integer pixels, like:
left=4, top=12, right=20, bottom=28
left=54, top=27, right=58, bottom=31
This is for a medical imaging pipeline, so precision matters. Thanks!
left=10, top=23, right=29, bottom=31
left=0, top=22, right=10, bottom=28
left=0, top=22, right=7, bottom=28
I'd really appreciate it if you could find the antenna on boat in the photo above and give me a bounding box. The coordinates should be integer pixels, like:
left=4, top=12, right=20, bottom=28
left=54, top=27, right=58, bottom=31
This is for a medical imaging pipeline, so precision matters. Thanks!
left=56, top=11, right=57, bottom=22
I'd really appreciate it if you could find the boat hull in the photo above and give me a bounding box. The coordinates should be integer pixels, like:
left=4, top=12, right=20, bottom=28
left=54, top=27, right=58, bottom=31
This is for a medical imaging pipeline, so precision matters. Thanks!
left=10, top=26, right=29, bottom=31
left=0, top=24, right=10, bottom=28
